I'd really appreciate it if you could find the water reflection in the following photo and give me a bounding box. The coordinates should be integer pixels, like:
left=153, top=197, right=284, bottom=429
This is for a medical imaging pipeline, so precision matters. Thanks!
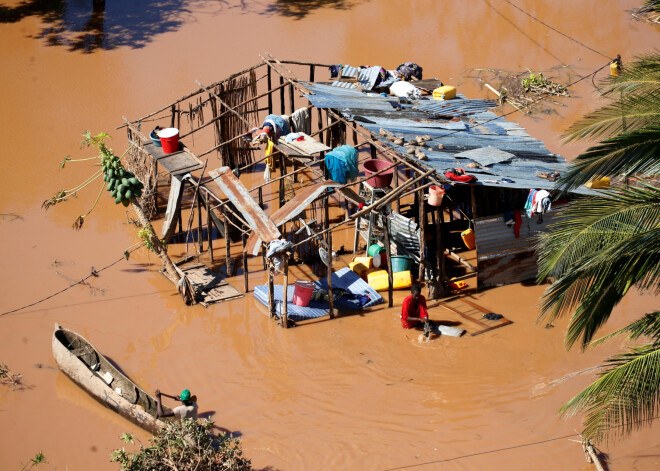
left=0, top=0, right=195, bottom=52
left=264, top=0, right=358, bottom=19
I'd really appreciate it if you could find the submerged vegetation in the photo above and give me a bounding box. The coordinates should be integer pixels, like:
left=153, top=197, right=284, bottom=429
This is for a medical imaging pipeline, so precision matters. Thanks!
left=111, top=420, right=252, bottom=471
left=0, top=363, right=24, bottom=390
left=537, top=52, right=660, bottom=442
left=470, top=66, right=570, bottom=113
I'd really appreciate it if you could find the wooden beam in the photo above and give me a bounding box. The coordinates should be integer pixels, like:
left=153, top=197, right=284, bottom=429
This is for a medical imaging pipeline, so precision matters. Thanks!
left=267, top=66, right=273, bottom=115
left=206, top=191, right=213, bottom=263
left=385, top=212, right=393, bottom=308
left=282, top=254, right=289, bottom=328
left=418, top=182, right=426, bottom=282
left=242, top=229, right=249, bottom=293
left=325, top=195, right=334, bottom=319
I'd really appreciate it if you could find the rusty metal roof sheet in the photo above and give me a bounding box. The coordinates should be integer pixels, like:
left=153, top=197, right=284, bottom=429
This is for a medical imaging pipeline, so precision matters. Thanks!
left=245, top=181, right=340, bottom=255
left=474, top=208, right=562, bottom=288
left=209, top=167, right=281, bottom=247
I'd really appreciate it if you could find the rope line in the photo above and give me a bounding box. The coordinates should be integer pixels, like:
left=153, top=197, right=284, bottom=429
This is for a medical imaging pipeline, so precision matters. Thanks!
left=503, top=0, right=612, bottom=60
left=0, top=243, right=145, bottom=318
left=384, top=415, right=660, bottom=470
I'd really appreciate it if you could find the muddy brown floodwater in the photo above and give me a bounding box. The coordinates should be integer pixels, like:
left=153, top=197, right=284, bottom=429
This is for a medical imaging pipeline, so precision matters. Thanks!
left=1, top=1, right=658, bottom=470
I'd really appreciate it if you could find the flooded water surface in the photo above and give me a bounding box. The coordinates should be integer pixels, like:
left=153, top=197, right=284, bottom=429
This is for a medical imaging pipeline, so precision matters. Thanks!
left=1, top=1, right=658, bottom=470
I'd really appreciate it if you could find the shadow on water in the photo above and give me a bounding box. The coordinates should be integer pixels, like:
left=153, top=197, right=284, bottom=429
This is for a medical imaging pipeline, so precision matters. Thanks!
left=0, top=0, right=197, bottom=53
left=0, top=0, right=362, bottom=52
left=263, top=0, right=358, bottom=20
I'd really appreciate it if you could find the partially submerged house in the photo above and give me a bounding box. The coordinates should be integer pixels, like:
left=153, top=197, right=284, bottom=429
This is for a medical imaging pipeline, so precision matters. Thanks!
left=120, top=54, right=600, bottom=326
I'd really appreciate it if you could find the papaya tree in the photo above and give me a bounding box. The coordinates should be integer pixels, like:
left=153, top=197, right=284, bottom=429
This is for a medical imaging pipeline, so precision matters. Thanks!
left=43, top=131, right=181, bottom=286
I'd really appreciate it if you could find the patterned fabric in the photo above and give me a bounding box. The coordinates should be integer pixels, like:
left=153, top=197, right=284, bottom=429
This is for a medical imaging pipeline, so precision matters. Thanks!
left=396, top=62, right=423, bottom=81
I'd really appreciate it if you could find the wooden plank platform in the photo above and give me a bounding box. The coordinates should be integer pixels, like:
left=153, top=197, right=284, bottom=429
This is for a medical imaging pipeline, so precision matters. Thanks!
left=437, top=296, right=512, bottom=336
left=143, top=142, right=204, bottom=176
left=180, top=263, right=243, bottom=307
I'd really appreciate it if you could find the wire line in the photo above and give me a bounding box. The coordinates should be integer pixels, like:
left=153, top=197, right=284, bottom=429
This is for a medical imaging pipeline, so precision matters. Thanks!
left=503, top=0, right=613, bottom=60
left=0, top=244, right=145, bottom=318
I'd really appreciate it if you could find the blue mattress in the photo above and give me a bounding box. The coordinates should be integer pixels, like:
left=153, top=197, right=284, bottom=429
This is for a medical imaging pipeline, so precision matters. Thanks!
left=253, top=267, right=384, bottom=321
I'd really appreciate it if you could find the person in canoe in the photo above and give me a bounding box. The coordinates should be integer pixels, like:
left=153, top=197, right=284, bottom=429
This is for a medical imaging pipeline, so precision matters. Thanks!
left=155, top=388, right=199, bottom=420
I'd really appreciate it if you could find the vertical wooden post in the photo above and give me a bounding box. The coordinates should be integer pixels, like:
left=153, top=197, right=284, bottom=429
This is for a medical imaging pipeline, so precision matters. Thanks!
left=224, top=212, right=232, bottom=275
left=282, top=254, right=289, bottom=328
left=197, top=193, right=204, bottom=252
left=325, top=112, right=332, bottom=147
left=309, top=64, right=315, bottom=82
left=279, top=76, right=285, bottom=115
left=242, top=228, right=249, bottom=293
left=325, top=194, right=334, bottom=319
left=206, top=192, right=213, bottom=263
left=279, top=153, right=286, bottom=207
left=437, top=206, right=446, bottom=285
left=289, top=83, right=295, bottom=114
left=384, top=212, right=393, bottom=308
left=177, top=204, right=183, bottom=242
left=317, top=108, right=324, bottom=143
left=470, top=185, right=478, bottom=221
left=393, top=164, right=400, bottom=212
left=352, top=122, right=358, bottom=145
left=258, top=186, right=263, bottom=207
left=267, top=66, right=273, bottom=115
left=267, top=259, right=275, bottom=318
left=319, top=151, right=326, bottom=177
left=370, top=144, right=376, bottom=159
left=418, top=181, right=426, bottom=282
left=170, top=104, right=176, bottom=128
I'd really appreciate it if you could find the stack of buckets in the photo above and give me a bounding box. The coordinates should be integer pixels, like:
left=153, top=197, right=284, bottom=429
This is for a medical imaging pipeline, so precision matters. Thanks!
left=157, top=128, right=180, bottom=154
left=348, top=243, right=413, bottom=292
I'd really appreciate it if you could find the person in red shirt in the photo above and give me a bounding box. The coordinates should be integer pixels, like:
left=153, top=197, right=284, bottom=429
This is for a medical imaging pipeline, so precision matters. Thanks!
left=400, top=284, right=429, bottom=329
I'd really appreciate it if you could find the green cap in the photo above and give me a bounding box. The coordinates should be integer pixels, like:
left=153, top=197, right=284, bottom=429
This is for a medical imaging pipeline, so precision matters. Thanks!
left=180, top=389, right=191, bottom=402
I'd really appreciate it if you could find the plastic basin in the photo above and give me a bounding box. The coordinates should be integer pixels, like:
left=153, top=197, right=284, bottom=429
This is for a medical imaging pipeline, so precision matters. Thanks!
left=367, top=244, right=385, bottom=258
left=362, top=159, right=394, bottom=188
left=149, top=129, right=162, bottom=147
left=391, top=255, right=413, bottom=273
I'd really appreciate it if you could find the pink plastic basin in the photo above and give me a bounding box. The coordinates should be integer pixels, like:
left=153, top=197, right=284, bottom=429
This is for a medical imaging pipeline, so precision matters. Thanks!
left=363, top=159, right=394, bottom=188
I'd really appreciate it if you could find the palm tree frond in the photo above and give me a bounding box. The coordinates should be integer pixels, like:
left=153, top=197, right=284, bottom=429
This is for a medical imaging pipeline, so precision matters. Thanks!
left=556, top=127, right=660, bottom=192
left=590, top=311, right=660, bottom=347
left=560, top=343, right=660, bottom=443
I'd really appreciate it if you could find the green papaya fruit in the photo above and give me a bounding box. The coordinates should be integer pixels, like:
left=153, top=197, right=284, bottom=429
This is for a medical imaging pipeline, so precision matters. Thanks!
left=111, top=189, right=118, bottom=197
left=114, top=195, right=122, bottom=204
left=128, top=177, right=138, bottom=186
left=125, top=189, right=133, bottom=199
left=122, top=199, right=130, bottom=207
left=121, top=178, right=128, bottom=186
left=106, top=182, right=113, bottom=191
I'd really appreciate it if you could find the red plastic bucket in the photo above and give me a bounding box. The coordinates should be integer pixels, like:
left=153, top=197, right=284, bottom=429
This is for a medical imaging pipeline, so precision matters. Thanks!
left=292, top=280, right=315, bottom=307
left=428, top=185, right=445, bottom=206
left=363, top=159, right=394, bottom=188
left=158, top=127, right=180, bottom=154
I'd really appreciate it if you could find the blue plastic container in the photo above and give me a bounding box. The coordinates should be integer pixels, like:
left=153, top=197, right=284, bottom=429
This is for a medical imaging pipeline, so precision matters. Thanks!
left=391, top=255, right=413, bottom=273
left=149, top=129, right=162, bottom=147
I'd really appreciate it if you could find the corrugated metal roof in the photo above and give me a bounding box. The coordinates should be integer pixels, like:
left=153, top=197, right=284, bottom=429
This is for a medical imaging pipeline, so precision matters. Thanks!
left=245, top=181, right=340, bottom=255
left=416, top=96, right=499, bottom=117
left=331, top=65, right=384, bottom=91
left=209, top=167, right=281, bottom=246
left=302, top=82, right=603, bottom=196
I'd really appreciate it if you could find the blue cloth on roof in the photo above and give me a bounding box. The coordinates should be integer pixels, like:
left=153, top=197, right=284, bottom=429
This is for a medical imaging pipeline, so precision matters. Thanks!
left=325, top=145, right=359, bottom=184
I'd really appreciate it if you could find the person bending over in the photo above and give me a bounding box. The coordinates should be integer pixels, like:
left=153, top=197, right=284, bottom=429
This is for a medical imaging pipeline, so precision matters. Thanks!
left=401, top=284, right=429, bottom=329
left=155, top=388, right=198, bottom=420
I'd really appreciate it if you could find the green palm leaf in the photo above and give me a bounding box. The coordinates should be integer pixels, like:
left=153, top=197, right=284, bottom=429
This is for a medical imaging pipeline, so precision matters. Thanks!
left=537, top=185, right=660, bottom=347
left=591, top=311, right=660, bottom=347
left=560, top=343, right=660, bottom=442
left=564, top=91, right=660, bottom=141
left=557, top=126, right=660, bottom=191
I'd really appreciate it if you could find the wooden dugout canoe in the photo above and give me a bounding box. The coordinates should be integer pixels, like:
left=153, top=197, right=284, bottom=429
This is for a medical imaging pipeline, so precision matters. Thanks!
left=52, top=323, right=170, bottom=433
